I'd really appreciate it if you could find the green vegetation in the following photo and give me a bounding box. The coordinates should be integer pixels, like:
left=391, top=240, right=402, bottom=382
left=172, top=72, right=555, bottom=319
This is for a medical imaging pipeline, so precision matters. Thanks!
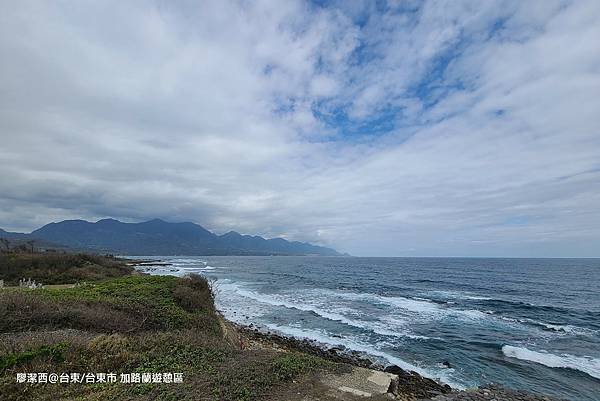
left=0, top=253, right=134, bottom=286
left=0, top=275, right=219, bottom=334
left=0, top=255, right=334, bottom=400
left=0, top=344, right=67, bottom=371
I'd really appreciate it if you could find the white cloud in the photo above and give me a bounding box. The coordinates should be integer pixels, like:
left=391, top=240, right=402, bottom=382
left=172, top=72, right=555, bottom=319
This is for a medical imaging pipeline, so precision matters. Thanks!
left=0, top=0, right=599, bottom=256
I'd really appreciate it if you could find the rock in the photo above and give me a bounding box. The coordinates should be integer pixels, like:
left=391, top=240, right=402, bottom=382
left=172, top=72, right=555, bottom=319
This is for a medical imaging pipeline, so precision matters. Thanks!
left=387, top=374, right=399, bottom=395
left=383, top=364, right=405, bottom=375
left=383, top=365, right=452, bottom=399
left=429, top=384, right=570, bottom=401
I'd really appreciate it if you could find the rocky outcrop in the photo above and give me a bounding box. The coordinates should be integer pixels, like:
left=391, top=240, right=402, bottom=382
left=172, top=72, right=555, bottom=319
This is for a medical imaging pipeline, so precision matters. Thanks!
left=384, top=364, right=451, bottom=399
left=237, top=325, right=375, bottom=368
left=236, top=325, right=566, bottom=401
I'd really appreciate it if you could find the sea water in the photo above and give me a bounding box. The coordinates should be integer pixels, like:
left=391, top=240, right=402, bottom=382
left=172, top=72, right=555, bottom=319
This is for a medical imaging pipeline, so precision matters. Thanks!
left=138, top=256, right=600, bottom=400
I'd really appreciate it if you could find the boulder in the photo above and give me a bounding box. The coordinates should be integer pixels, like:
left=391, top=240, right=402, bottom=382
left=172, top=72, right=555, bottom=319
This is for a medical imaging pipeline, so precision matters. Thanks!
left=383, top=365, right=452, bottom=399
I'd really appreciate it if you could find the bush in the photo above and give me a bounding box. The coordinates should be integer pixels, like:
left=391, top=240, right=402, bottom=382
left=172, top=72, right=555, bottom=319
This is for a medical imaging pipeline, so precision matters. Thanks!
left=0, top=343, right=66, bottom=371
left=0, top=275, right=220, bottom=334
left=0, top=273, right=335, bottom=401
left=270, top=353, right=326, bottom=381
left=0, top=289, right=144, bottom=333
left=174, top=274, right=215, bottom=313
left=0, top=253, right=134, bottom=286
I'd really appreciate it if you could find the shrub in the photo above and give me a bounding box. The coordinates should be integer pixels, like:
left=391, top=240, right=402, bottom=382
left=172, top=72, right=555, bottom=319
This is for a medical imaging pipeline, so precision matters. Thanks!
left=0, top=275, right=220, bottom=333
left=173, top=274, right=215, bottom=313
left=0, top=273, right=335, bottom=401
left=0, top=253, right=134, bottom=286
left=0, top=343, right=66, bottom=371
left=270, top=353, right=326, bottom=381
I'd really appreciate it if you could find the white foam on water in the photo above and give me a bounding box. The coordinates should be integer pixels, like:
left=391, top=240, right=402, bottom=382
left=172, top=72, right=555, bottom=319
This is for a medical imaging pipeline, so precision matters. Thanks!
left=378, top=316, right=439, bottom=340
left=531, top=321, right=597, bottom=336
left=263, top=323, right=465, bottom=389
left=328, top=290, right=440, bottom=314
left=358, top=322, right=431, bottom=340
left=212, top=280, right=269, bottom=323
left=235, top=286, right=363, bottom=326
left=152, top=269, right=530, bottom=342
left=319, top=289, right=501, bottom=325
left=168, top=258, right=206, bottom=265
left=218, top=282, right=430, bottom=340
left=502, top=345, right=600, bottom=380
left=424, top=290, right=500, bottom=302
left=503, top=318, right=599, bottom=337
left=463, top=295, right=493, bottom=301
left=137, top=262, right=508, bottom=333
left=173, top=263, right=224, bottom=273
left=458, top=309, right=490, bottom=319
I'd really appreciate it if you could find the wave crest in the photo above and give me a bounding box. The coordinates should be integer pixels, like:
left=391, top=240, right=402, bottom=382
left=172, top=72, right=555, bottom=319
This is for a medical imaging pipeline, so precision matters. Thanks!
left=502, top=345, right=600, bottom=380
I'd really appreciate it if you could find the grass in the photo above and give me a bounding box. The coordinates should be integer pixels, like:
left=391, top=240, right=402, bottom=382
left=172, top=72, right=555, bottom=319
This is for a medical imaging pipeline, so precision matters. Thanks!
left=0, top=253, right=134, bottom=286
left=0, top=255, right=334, bottom=401
left=0, top=343, right=67, bottom=371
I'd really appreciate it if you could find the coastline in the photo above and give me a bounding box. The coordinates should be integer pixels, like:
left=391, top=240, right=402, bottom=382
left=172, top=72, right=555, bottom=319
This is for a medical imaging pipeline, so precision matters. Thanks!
left=227, top=319, right=568, bottom=401
left=0, top=253, right=573, bottom=400
left=131, top=257, right=572, bottom=401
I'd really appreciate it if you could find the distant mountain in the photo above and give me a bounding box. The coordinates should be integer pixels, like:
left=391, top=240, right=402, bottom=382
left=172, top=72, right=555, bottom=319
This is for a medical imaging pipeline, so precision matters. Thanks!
left=0, top=228, right=30, bottom=240
left=1, top=219, right=341, bottom=256
left=0, top=228, right=70, bottom=251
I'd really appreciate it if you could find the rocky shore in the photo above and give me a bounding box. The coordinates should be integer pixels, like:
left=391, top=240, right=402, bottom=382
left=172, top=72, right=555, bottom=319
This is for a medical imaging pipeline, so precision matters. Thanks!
left=430, top=384, right=568, bottom=401
left=127, top=260, right=570, bottom=401
left=1, top=254, right=574, bottom=401
left=236, top=324, right=568, bottom=401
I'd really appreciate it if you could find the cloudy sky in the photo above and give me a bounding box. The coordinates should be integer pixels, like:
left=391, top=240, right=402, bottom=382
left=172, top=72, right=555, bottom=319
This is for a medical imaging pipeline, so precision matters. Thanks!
left=1, top=0, right=599, bottom=257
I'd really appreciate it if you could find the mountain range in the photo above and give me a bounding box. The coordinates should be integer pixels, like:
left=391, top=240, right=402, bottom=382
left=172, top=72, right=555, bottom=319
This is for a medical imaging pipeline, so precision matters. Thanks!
left=0, top=219, right=342, bottom=256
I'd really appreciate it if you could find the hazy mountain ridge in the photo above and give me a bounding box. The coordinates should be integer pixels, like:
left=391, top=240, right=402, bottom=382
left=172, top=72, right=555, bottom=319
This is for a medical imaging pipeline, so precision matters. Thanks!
left=1, top=219, right=341, bottom=256
left=0, top=228, right=30, bottom=240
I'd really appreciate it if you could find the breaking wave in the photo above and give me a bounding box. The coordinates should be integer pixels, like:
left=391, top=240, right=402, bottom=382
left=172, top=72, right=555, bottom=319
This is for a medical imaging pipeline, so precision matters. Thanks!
left=502, top=345, right=600, bottom=380
left=217, top=282, right=430, bottom=340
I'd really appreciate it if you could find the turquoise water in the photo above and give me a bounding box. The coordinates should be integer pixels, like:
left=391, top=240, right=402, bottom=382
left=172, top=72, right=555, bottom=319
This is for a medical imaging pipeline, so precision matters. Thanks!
left=139, top=257, right=600, bottom=400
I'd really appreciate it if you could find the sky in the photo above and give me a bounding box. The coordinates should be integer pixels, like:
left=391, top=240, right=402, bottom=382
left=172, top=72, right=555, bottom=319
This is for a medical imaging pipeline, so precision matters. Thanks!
left=0, top=0, right=599, bottom=257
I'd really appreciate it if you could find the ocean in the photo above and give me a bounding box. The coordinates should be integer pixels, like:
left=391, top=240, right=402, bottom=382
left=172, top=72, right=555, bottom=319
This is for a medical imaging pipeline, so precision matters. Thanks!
left=137, top=256, right=600, bottom=400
